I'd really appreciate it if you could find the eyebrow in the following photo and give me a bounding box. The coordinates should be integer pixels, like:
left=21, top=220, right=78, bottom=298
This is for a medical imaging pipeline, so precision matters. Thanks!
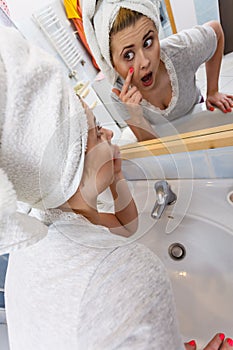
left=120, top=29, right=155, bottom=55
left=143, top=30, right=154, bottom=41
left=120, top=44, right=134, bottom=55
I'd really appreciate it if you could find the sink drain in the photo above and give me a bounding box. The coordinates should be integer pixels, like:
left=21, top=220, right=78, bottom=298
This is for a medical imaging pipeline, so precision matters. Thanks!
left=227, top=190, right=233, bottom=206
left=168, top=243, right=186, bottom=260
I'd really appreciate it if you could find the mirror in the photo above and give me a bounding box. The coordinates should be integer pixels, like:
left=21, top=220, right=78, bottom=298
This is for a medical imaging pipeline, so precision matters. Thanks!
left=3, top=0, right=233, bottom=154
left=91, top=0, right=233, bottom=151
left=92, top=78, right=233, bottom=146
left=120, top=122, right=233, bottom=160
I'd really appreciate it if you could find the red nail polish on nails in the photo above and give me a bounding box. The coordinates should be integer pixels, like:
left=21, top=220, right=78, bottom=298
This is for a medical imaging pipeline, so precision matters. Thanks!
left=227, top=108, right=232, bottom=112
left=227, top=338, right=233, bottom=347
left=209, top=107, right=214, bottom=111
left=188, top=340, right=196, bottom=346
left=219, top=333, right=225, bottom=341
left=129, top=67, right=134, bottom=74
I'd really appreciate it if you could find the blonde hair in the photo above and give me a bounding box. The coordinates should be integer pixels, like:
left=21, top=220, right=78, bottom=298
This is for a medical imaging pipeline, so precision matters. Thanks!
left=110, top=8, right=143, bottom=36
left=110, top=8, right=143, bottom=63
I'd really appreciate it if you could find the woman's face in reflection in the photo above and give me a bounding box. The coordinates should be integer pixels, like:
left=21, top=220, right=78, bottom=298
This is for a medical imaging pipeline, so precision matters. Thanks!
left=82, top=102, right=115, bottom=194
left=110, top=16, right=160, bottom=93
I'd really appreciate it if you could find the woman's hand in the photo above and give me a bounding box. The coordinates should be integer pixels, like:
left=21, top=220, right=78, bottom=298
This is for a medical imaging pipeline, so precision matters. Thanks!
left=184, top=333, right=233, bottom=350
left=112, top=144, right=122, bottom=177
left=205, top=21, right=233, bottom=114
left=112, top=68, right=156, bottom=141
left=112, top=67, right=143, bottom=104
left=206, top=91, right=233, bottom=113
left=98, top=143, right=138, bottom=237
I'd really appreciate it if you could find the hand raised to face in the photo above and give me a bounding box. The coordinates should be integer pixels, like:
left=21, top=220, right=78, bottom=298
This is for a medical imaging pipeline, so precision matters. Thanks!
left=112, top=67, right=143, bottom=105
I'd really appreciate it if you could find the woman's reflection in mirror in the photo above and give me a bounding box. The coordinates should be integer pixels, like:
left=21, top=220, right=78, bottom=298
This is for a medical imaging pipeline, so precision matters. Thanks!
left=83, top=0, right=233, bottom=141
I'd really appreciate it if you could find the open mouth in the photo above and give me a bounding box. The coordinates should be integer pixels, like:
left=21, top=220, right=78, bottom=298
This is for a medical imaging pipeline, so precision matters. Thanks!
left=141, top=72, right=153, bottom=86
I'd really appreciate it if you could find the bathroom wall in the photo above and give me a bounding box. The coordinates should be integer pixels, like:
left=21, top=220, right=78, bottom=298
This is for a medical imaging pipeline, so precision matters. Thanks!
left=6, top=0, right=97, bottom=82
left=169, top=0, right=197, bottom=31
left=167, top=0, right=220, bottom=32
left=193, top=0, right=219, bottom=24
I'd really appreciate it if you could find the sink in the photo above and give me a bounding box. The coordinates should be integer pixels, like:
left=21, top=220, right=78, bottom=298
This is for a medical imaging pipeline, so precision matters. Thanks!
left=138, top=214, right=233, bottom=347
left=129, top=179, right=233, bottom=348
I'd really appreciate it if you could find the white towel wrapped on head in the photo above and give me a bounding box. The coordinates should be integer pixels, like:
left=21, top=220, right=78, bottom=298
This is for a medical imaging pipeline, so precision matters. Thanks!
left=82, top=0, right=161, bottom=85
left=0, top=26, right=88, bottom=210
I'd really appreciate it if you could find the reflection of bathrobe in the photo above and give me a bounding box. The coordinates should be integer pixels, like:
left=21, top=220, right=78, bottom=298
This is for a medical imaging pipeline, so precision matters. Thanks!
left=112, top=25, right=217, bottom=123
left=6, top=210, right=184, bottom=350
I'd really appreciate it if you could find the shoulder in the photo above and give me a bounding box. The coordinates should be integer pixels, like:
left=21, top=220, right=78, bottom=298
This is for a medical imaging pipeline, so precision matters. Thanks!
left=77, top=242, right=169, bottom=313
left=77, top=242, right=183, bottom=349
left=161, top=25, right=217, bottom=69
left=114, top=242, right=165, bottom=273
left=87, top=241, right=169, bottom=297
left=161, top=24, right=216, bottom=53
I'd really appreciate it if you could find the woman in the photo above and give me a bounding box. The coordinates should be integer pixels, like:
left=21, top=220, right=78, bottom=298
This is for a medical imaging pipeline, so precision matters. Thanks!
left=0, top=26, right=232, bottom=350
left=82, top=0, right=233, bottom=141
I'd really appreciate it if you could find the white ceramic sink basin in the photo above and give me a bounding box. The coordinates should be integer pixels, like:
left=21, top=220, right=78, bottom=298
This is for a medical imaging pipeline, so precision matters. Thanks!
left=130, top=179, right=233, bottom=348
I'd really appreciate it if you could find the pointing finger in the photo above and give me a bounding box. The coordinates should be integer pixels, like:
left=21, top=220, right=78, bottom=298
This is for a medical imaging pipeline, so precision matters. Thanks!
left=121, top=67, right=134, bottom=96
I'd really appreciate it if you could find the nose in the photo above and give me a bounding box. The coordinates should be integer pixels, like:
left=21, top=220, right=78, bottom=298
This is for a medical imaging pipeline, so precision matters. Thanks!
left=138, top=50, right=150, bottom=70
left=102, top=127, right=113, bottom=141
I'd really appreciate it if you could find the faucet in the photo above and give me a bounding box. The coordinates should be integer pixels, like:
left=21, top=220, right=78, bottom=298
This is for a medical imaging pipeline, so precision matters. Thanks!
left=151, top=180, right=177, bottom=219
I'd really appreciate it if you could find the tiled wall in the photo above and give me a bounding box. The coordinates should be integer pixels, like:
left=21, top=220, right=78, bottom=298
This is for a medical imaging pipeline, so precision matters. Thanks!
left=193, top=0, right=219, bottom=24
left=122, top=146, right=233, bottom=180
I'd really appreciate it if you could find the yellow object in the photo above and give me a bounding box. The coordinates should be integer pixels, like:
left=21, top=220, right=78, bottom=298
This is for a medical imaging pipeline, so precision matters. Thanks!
left=80, top=88, right=90, bottom=98
left=164, top=0, right=177, bottom=34
left=64, top=0, right=81, bottom=19
left=90, top=101, right=98, bottom=110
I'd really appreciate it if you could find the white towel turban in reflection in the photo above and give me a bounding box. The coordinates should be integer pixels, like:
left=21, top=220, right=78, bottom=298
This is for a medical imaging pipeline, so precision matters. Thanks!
left=82, top=0, right=161, bottom=84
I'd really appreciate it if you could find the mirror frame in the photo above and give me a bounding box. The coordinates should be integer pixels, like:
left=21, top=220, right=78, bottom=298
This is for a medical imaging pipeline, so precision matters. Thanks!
left=164, top=0, right=177, bottom=33
left=120, top=123, right=233, bottom=159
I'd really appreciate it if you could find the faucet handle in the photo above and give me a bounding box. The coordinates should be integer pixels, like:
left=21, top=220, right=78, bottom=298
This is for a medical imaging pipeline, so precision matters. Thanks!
left=154, top=180, right=176, bottom=205
left=151, top=180, right=177, bottom=219
left=167, top=186, right=177, bottom=205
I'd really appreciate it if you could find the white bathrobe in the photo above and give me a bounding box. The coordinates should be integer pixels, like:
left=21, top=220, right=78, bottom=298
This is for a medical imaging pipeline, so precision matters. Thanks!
left=1, top=24, right=184, bottom=350
left=5, top=210, right=185, bottom=350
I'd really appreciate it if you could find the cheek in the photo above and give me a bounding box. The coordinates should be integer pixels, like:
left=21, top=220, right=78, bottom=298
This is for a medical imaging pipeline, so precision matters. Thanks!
left=97, top=144, right=114, bottom=173
left=154, top=42, right=160, bottom=60
left=111, top=53, right=129, bottom=78
left=113, top=59, right=128, bottom=78
left=96, top=157, right=114, bottom=191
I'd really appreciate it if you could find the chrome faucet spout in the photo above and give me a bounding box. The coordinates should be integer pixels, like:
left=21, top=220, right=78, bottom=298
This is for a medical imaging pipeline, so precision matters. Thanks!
left=151, top=180, right=177, bottom=219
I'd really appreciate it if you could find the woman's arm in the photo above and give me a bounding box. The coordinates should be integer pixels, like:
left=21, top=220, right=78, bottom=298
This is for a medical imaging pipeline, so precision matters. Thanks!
left=112, top=68, right=157, bottom=141
left=205, top=20, right=233, bottom=112
left=121, top=103, right=158, bottom=141
left=99, top=146, right=138, bottom=237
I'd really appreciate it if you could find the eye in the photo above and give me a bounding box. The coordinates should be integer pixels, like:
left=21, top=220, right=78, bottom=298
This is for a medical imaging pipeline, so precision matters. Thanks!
left=123, top=51, right=134, bottom=61
left=96, top=121, right=103, bottom=138
left=144, top=37, right=153, bottom=48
